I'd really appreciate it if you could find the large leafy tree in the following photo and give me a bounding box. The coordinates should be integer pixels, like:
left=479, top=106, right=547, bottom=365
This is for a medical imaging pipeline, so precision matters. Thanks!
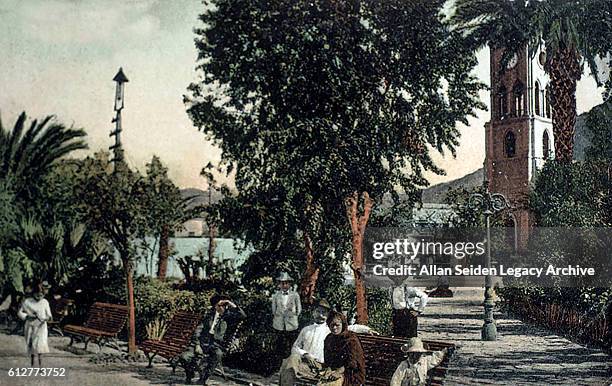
left=187, top=0, right=484, bottom=321
left=452, top=0, right=612, bottom=162
left=0, top=113, right=86, bottom=296
left=142, top=156, right=186, bottom=279
left=77, top=153, right=149, bottom=353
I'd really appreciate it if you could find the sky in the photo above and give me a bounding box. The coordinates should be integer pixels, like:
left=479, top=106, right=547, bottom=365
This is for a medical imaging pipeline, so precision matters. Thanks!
left=0, top=0, right=606, bottom=190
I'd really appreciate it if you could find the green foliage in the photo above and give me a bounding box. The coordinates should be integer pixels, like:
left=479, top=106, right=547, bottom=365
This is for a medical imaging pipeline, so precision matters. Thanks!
left=498, top=286, right=612, bottom=351
left=584, top=101, right=612, bottom=161
left=0, top=248, right=33, bottom=294
left=452, top=0, right=612, bottom=161
left=0, top=180, right=17, bottom=246
left=104, top=276, right=214, bottom=341
left=0, top=113, right=88, bottom=295
left=143, top=155, right=187, bottom=237
left=188, top=0, right=485, bottom=294
left=530, top=160, right=610, bottom=226
left=326, top=285, right=393, bottom=335
left=444, top=185, right=488, bottom=227
left=497, top=286, right=611, bottom=317
left=0, top=112, right=87, bottom=203
left=452, top=0, right=611, bottom=85
left=76, top=153, right=150, bottom=261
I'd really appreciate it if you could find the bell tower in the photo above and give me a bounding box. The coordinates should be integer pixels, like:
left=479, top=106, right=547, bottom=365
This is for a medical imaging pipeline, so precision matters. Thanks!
left=484, top=45, right=553, bottom=247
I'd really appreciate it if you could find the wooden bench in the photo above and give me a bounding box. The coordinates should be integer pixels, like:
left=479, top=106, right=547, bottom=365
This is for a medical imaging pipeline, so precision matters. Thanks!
left=63, top=302, right=128, bottom=351
left=140, top=311, right=203, bottom=371
left=294, top=334, right=455, bottom=386
left=358, top=334, right=456, bottom=386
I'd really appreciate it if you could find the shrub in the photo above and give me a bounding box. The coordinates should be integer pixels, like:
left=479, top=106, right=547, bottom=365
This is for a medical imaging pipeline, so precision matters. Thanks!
left=326, top=285, right=393, bottom=335
left=101, top=276, right=214, bottom=341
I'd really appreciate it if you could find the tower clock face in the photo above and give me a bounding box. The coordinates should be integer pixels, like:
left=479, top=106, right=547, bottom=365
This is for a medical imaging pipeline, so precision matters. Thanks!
left=506, top=53, right=518, bottom=69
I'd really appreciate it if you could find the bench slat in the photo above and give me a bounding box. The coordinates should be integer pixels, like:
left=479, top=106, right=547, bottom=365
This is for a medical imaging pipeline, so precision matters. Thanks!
left=356, top=334, right=456, bottom=386
left=63, top=302, right=128, bottom=346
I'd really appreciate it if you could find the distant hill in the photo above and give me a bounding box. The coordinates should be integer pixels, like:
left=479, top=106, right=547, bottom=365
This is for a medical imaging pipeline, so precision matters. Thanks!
left=180, top=188, right=223, bottom=210
left=421, top=168, right=483, bottom=204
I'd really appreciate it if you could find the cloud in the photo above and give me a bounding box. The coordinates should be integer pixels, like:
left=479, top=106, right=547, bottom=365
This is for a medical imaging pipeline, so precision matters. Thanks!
left=5, top=0, right=160, bottom=45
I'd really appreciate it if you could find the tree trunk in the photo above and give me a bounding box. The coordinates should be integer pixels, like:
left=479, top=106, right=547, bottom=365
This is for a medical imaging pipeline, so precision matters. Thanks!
left=345, top=191, right=373, bottom=324
left=207, top=223, right=216, bottom=276
left=157, top=225, right=169, bottom=280
left=124, top=257, right=137, bottom=354
left=299, top=232, right=320, bottom=305
left=548, top=46, right=581, bottom=163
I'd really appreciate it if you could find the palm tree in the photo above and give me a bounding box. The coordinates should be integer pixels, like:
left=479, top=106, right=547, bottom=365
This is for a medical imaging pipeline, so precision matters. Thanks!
left=452, top=0, right=611, bottom=162
left=0, top=112, right=87, bottom=200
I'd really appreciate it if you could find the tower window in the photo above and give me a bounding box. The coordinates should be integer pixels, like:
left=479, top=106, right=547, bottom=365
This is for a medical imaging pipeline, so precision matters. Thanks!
left=498, top=85, right=508, bottom=119
left=513, top=81, right=524, bottom=116
left=534, top=81, right=541, bottom=116
left=542, top=130, right=550, bottom=160
left=545, top=86, right=551, bottom=118
left=505, top=131, right=516, bottom=158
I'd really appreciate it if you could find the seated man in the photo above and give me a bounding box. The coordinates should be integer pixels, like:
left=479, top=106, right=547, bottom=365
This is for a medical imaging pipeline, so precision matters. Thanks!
left=279, top=299, right=373, bottom=386
left=179, top=294, right=246, bottom=385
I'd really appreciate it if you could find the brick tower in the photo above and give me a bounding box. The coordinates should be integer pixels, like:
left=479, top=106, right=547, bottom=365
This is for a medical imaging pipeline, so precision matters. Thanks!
left=484, top=45, right=553, bottom=248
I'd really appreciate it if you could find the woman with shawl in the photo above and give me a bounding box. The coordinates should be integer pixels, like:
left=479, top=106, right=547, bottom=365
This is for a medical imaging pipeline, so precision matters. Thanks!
left=321, top=310, right=366, bottom=386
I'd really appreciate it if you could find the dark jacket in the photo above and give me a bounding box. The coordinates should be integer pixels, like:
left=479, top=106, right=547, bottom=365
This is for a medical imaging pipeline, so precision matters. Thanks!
left=182, top=305, right=246, bottom=361
left=199, top=305, right=246, bottom=349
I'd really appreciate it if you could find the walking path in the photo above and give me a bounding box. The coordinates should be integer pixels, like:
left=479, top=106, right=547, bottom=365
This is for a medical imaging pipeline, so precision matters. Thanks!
left=419, top=288, right=611, bottom=386
left=0, top=288, right=609, bottom=385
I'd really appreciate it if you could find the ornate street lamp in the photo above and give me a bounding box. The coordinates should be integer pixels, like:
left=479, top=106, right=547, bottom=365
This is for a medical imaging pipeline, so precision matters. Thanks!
left=469, top=178, right=511, bottom=341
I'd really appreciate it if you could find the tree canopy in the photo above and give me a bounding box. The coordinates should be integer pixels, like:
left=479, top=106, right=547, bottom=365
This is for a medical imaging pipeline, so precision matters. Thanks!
left=187, top=0, right=485, bottom=312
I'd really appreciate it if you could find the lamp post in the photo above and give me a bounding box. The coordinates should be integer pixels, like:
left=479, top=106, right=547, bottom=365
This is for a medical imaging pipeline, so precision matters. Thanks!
left=469, top=178, right=511, bottom=341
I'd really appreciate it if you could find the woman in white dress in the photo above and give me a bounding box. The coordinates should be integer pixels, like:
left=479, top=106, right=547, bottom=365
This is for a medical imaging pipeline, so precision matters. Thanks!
left=17, top=282, right=53, bottom=366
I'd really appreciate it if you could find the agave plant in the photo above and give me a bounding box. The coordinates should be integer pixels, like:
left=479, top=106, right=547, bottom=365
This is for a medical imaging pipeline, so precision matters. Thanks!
left=145, top=318, right=168, bottom=341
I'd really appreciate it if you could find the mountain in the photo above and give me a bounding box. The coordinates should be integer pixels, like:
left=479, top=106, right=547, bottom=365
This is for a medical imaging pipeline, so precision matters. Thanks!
left=421, top=168, right=484, bottom=204
left=180, top=188, right=223, bottom=210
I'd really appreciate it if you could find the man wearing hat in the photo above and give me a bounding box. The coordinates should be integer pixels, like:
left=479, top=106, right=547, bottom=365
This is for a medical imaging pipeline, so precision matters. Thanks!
left=180, top=293, right=246, bottom=384
left=390, top=337, right=447, bottom=386
left=279, top=299, right=373, bottom=386
left=271, top=272, right=302, bottom=358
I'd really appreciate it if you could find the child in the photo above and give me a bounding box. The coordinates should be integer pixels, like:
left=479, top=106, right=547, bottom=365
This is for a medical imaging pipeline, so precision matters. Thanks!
left=390, top=337, right=447, bottom=386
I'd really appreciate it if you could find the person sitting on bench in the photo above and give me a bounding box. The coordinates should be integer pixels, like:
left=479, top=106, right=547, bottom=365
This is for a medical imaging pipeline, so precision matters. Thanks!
left=279, top=299, right=373, bottom=386
left=179, top=294, right=246, bottom=384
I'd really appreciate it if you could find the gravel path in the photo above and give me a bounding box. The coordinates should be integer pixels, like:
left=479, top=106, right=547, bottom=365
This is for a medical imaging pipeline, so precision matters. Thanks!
left=0, top=331, right=272, bottom=386
left=0, top=288, right=609, bottom=385
left=419, top=288, right=612, bottom=386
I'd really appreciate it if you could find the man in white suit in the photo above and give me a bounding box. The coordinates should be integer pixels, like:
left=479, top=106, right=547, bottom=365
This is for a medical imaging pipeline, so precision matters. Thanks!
left=271, top=272, right=302, bottom=358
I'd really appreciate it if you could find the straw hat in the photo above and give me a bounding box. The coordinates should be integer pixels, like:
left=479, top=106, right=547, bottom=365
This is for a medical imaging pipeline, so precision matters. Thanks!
left=402, top=337, right=428, bottom=353
left=316, top=298, right=331, bottom=310
left=276, top=272, right=293, bottom=282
